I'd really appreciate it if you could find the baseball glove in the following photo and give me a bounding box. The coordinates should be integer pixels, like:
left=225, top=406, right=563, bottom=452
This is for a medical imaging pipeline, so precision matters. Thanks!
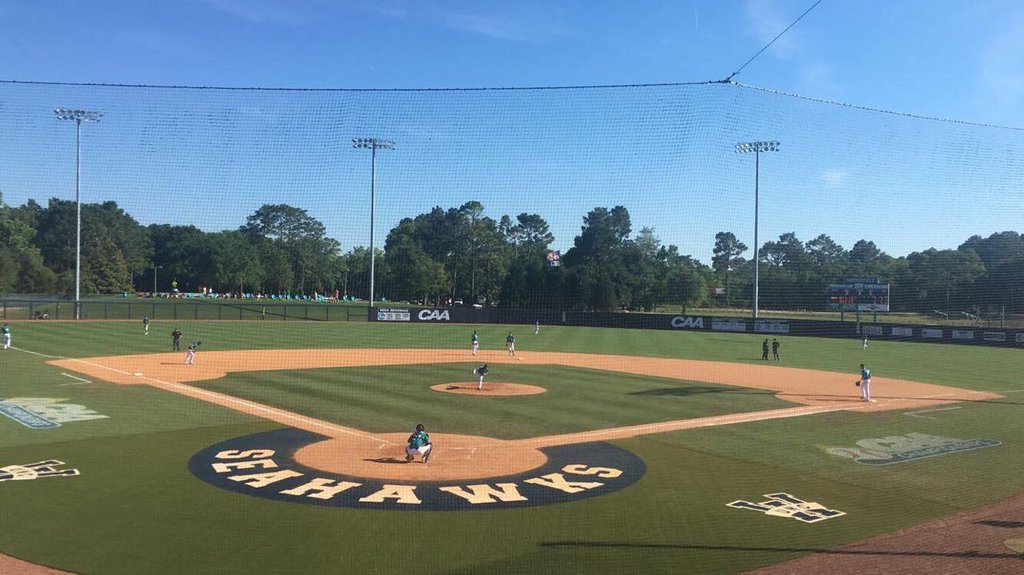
left=855, top=381, right=861, bottom=387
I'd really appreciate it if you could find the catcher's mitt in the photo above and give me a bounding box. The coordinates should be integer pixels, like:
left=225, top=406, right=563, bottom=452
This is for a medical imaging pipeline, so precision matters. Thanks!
left=855, top=380, right=861, bottom=387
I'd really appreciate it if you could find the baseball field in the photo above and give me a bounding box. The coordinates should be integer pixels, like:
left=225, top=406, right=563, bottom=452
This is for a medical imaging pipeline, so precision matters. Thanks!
left=1, top=320, right=1022, bottom=574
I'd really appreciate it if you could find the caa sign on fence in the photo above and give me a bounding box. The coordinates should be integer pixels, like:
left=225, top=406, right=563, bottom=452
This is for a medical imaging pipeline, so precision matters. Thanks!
left=417, top=309, right=451, bottom=322
left=670, top=316, right=704, bottom=329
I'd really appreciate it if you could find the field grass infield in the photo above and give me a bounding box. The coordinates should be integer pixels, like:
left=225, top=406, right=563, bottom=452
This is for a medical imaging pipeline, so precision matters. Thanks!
left=0, top=320, right=1022, bottom=574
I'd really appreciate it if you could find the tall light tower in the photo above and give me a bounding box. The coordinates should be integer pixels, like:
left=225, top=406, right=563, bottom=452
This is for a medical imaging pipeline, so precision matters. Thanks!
left=734, top=140, right=779, bottom=320
left=352, top=137, right=395, bottom=308
left=55, top=108, right=103, bottom=320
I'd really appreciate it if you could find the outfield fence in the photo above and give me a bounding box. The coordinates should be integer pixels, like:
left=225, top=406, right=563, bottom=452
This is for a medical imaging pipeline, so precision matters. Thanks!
left=0, top=300, right=367, bottom=322
left=369, top=306, right=1024, bottom=348
left=4, top=299, right=1022, bottom=348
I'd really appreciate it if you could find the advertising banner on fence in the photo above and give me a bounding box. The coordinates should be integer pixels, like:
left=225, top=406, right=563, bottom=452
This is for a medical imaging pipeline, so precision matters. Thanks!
left=712, top=318, right=747, bottom=332
left=952, top=330, right=975, bottom=341
left=669, top=316, right=705, bottom=329
left=862, top=325, right=883, bottom=336
left=983, top=332, right=1006, bottom=343
left=922, top=328, right=943, bottom=339
left=1017, top=333, right=1024, bottom=344
left=754, top=320, right=790, bottom=334
left=376, top=308, right=411, bottom=322
left=891, top=327, right=914, bottom=337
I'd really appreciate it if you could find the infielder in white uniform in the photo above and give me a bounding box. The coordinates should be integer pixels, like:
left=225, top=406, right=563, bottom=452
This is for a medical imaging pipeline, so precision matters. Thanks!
left=185, top=341, right=200, bottom=365
left=859, top=363, right=873, bottom=402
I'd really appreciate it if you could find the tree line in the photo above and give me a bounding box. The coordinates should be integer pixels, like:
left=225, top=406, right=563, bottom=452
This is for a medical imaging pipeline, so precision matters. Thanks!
left=1, top=193, right=1022, bottom=316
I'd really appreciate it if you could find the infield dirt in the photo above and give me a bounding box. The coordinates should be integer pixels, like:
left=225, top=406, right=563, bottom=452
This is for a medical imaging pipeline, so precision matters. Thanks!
left=51, top=348, right=1000, bottom=482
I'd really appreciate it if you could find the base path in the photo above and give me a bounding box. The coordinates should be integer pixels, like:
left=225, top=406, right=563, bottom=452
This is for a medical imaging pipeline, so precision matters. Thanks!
left=51, top=349, right=1001, bottom=482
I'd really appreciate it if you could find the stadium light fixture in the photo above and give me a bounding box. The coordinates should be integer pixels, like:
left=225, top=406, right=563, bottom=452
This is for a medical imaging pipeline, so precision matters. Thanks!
left=55, top=108, right=103, bottom=320
left=352, top=137, right=396, bottom=308
left=735, top=140, right=780, bottom=320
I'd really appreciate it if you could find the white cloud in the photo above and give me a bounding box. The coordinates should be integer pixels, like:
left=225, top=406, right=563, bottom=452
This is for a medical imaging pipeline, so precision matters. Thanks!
left=822, top=169, right=847, bottom=188
left=976, top=6, right=1024, bottom=125
left=198, top=0, right=319, bottom=25
left=440, top=7, right=567, bottom=44
left=742, top=0, right=798, bottom=60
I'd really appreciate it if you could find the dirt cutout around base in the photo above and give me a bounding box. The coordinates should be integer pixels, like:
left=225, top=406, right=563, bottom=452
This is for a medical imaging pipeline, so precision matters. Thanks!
left=748, top=493, right=1024, bottom=574
left=51, top=348, right=1002, bottom=483
left=431, top=382, right=546, bottom=395
left=0, top=554, right=75, bottom=575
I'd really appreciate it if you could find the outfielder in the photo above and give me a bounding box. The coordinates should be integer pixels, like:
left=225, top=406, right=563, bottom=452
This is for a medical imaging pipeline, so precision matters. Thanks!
left=506, top=332, right=516, bottom=356
left=1, top=322, right=10, bottom=350
left=143, top=316, right=150, bottom=336
left=471, top=330, right=479, bottom=356
left=405, top=423, right=432, bottom=464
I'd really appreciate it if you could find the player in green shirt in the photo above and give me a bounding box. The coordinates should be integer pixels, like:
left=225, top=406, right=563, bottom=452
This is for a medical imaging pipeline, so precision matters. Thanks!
left=405, top=423, right=432, bottom=464
left=474, top=363, right=489, bottom=390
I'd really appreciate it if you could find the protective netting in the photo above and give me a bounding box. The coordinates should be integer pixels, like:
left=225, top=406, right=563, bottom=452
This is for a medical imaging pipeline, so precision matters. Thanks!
left=1, top=80, right=1022, bottom=316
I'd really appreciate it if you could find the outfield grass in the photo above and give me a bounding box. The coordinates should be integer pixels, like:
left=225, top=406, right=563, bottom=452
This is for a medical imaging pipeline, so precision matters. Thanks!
left=1, top=320, right=1022, bottom=574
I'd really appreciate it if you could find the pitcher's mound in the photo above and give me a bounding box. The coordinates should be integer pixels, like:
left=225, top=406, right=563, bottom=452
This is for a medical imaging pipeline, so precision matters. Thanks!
left=432, top=382, right=547, bottom=396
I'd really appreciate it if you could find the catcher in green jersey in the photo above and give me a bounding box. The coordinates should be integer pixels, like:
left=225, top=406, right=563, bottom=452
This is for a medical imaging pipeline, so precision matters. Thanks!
left=405, top=423, right=432, bottom=464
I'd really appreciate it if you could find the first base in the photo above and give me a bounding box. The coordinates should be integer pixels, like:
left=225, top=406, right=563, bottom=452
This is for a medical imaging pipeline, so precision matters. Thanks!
left=133, top=372, right=143, bottom=376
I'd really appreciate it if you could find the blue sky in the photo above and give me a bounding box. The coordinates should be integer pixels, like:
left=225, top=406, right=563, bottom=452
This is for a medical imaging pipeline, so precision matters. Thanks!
left=1, top=0, right=1022, bottom=265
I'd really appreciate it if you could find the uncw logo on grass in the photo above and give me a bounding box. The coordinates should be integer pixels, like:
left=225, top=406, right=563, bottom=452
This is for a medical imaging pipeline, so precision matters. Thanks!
left=0, top=460, right=79, bottom=482
left=825, top=432, right=1000, bottom=465
left=727, top=493, right=845, bottom=524
left=0, top=398, right=108, bottom=429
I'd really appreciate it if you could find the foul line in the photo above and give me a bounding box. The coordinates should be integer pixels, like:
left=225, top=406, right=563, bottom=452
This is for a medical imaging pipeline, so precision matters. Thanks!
left=59, top=372, right=92, bottom=386
left=904, top=406, right=963, bottom=419
left=42, top=353, right=397, bottom=446
left=9, top=347, right=64, bottom=359
left=518, top=404, right=855, bottom=448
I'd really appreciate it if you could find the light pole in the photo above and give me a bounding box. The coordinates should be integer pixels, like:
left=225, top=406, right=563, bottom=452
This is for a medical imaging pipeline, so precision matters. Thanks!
left=352, top=137, right=395, bottom=308
left=734, top=140, right=779, bottom=320
left=55, top=108, right=103, bottom=320
left=153, top=265, right=162, bottom=296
